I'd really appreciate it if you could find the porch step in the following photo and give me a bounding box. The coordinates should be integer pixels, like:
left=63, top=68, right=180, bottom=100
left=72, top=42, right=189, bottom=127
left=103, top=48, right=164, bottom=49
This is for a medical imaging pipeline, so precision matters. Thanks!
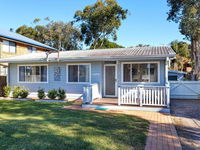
left=82, top=104, right=170, bottom=113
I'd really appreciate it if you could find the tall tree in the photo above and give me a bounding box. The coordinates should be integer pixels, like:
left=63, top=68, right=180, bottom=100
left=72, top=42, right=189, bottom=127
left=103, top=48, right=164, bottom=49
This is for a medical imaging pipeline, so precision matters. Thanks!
left=90, top=38, right=124, bottom=49
left=167, top=0, right=200, bottom=80
left=16, top=19, right=82, bottom=50
left=74, top=0, right=128, bottom=49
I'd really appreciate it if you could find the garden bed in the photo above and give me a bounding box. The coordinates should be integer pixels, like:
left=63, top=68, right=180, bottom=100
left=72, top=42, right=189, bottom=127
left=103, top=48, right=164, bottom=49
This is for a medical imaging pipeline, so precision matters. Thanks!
left=35, top=99, right=68, bottom=103
left=0, top=97, right=32, bottom=101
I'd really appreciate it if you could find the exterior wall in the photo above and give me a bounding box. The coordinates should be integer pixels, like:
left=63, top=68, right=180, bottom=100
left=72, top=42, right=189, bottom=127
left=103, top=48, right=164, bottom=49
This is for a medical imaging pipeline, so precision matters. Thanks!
left=0, top=38, right=45, bottom=76
left=0, top=41, right=43, bottom=58
left=8, top=59, right=166, bottom=98
left=9, top=62, right=103, bottom=98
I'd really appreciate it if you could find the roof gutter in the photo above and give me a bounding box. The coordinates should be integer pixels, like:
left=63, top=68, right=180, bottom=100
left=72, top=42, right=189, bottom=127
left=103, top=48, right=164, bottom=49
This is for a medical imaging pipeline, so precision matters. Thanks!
left=0, top=54, right=176, bottom=63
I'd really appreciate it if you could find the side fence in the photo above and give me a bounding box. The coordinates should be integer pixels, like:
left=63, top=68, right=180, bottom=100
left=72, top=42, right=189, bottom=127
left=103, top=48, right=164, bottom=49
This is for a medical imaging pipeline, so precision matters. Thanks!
left=170, top=81, right=200, bottom=99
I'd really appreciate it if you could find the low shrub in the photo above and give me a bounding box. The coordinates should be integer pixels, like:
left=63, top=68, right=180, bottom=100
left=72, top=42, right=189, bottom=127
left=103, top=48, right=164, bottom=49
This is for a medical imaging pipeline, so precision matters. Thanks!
left=47, top=89, right=57, bottom=99
left=57, top=88, right=66, bottom=100
left=19, top=89, right=29, bottom=98
left=3, top=86, right=11, bottom=97
left=12, top=86, right=21, bottom=98
left=37, top=88, right=45, bottom=99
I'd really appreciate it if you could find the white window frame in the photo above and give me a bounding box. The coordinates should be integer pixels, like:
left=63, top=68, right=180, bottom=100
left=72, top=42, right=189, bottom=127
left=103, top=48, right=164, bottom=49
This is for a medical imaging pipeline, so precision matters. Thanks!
left=2, top=40, right=16, bottom=53
left=121, top=61, right=160, bottom=84
left=17, top=64, right=48, bottom=83
left=66, top=63, right=91, bottom=84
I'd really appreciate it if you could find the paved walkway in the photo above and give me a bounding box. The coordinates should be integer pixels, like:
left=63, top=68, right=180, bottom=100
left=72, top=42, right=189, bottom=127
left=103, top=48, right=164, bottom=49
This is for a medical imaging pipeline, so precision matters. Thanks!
left=171, top=100, right=200, bottom=150
left=64, top=102, right=182, bottom=150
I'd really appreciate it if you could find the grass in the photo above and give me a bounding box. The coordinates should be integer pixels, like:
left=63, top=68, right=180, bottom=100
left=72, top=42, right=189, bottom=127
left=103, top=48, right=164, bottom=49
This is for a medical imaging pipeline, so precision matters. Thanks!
left=0, top=100, right=149, bottom=150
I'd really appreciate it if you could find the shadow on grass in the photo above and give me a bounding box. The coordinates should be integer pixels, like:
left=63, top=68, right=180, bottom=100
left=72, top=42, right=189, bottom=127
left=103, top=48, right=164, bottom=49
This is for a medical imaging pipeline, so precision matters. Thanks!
left=0, top=100, right=149, bottom=150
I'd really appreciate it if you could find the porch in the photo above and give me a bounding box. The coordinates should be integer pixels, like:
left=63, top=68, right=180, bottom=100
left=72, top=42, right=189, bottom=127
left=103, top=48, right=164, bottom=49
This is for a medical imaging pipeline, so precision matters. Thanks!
left=82, top=85, right=170, bottom=112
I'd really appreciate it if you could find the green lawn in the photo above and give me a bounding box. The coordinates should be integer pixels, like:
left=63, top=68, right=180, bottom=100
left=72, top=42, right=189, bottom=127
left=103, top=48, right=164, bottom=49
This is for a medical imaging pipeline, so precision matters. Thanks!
left=0, top=100, right=149, bottom=150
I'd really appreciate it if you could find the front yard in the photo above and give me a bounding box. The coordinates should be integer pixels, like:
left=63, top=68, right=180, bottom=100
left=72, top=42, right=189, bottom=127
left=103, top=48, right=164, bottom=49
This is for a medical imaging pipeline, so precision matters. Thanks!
left=0, top=100, right=149, bottom=150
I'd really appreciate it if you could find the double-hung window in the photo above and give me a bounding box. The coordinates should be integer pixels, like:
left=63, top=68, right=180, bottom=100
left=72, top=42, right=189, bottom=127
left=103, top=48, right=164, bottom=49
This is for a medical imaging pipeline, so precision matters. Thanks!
left=3, top=40, right=16, bottom=53
left=18, top=65, right=48, bottom=83
left=123, top=62, right=159, bottom=83
left=67, top=64, right=90, bottom=83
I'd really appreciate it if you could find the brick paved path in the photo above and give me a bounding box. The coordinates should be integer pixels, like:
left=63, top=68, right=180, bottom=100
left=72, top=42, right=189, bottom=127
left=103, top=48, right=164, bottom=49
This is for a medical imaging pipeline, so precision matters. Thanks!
left=64, top=103, right=182, bottom=150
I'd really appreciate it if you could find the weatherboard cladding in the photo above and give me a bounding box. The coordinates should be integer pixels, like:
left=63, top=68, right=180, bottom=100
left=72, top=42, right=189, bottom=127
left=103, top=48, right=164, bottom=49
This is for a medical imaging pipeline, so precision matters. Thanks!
left=0, top=29, right=56, bottom=51
left=0, top=46, right=175, bottom=63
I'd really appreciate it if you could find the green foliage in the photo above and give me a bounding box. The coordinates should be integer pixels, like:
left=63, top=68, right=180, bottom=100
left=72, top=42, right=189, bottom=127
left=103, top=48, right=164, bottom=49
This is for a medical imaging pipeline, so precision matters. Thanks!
left=47, top=89, right=57, bottom=99
left=167, top=0, right=200, bottom=39
left=135, top=44, right=150, bottom=47
left=19, top=89, right=29, bottom=99
left=74, top=0, right=128, bottom=48
left=12, top=86, right=21, bottom=98
left=3, top=86, right=11, bottom=97
left=16, top=20, right=82, bottom=50
left=170, top=40, right=190, bottom=58
left=57, top=88, right=66, bottom=100
left=37, top=88, right=46, bottom=99
left=170, top=40, right=191, bottom=71
left=90, top=38, right=124, bottom=49
left=16, top=25, right=39, bottom=41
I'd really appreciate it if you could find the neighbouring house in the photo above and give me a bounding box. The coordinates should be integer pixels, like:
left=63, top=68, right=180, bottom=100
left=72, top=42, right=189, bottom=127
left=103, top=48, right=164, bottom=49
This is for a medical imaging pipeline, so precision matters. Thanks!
left=0, top=46, right=176, bottom=109
left=168, top=70, right=187, bottom=81
left=0, top=29, right=57, bottom=76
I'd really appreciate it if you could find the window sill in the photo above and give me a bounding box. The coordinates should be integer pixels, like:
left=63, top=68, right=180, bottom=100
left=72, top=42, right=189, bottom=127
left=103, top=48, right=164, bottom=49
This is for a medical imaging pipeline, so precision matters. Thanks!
left=66, top=82, right=91, bottom=84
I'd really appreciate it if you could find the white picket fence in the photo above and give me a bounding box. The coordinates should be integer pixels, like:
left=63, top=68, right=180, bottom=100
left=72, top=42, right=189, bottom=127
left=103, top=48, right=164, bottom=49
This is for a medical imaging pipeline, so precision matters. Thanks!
left=118, top=86, right=170, bottom=107
left=170, top=81, right=200, bottom=99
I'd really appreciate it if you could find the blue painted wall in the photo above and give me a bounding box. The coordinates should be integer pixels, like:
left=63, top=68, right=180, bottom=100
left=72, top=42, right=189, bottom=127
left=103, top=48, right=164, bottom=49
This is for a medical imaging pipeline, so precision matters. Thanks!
left=8, top=59, right=166, bottom=97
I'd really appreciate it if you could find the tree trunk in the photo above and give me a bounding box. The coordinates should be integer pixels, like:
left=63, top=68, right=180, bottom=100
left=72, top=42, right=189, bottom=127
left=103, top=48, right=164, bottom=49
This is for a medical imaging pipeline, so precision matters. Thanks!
left=191, top=35, right=200, bottom=80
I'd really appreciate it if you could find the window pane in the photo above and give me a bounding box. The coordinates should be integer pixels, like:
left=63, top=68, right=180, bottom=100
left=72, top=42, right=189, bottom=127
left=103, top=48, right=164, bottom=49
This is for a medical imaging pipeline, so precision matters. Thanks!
left=19, top=66, right=47, bottom=82
left=123, top=64, right=131, bottom=82
left=25, top=66, right=32, bottom=82
left=140, top=64, right=149, bottom=82
left=9, top=42, right=16, bottom=53
left=68, top=65, right=78, bottom=82
left=31, top=66, right=41, bottom=82
left=79, top=65, right=89, bottom=82
left=41, top=66, right=47, bottom=82
left=19, top=66, right=25, bottom=82
left=28, top=46, right=36, bottom=53
left=150, top=64, right=158, bottom=82
left=3, top=40, right=9, bottom=52
left=132, top=64, right=140, bottom=82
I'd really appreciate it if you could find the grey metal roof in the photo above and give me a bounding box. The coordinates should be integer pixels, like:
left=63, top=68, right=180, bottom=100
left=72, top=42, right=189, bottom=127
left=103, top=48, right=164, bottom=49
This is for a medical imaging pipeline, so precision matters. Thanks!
left=0, top=29, right=57, bottom=51
left=0, top=46, right=176, bottom=63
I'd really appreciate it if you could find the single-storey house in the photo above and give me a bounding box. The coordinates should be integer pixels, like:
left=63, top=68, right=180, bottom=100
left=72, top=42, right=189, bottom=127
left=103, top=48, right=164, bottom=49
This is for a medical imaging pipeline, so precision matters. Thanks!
left=0, top=46, right=176, bottom=108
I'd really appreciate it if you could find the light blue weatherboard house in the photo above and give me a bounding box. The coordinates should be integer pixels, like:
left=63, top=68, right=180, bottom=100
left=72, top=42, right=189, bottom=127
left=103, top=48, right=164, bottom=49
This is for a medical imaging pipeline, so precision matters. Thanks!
left=0, top=46, right=176, bottom=110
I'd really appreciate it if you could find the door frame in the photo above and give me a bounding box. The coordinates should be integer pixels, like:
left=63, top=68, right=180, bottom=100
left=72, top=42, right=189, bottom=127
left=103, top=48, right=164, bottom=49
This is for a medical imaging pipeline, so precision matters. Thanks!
left=103, top=64, right=117, bottom=97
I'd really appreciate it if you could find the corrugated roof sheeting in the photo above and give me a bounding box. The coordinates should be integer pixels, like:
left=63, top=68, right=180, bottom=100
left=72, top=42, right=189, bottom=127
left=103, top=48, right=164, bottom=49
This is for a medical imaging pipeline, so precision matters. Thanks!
left=0, top=46, right=176, bottom=63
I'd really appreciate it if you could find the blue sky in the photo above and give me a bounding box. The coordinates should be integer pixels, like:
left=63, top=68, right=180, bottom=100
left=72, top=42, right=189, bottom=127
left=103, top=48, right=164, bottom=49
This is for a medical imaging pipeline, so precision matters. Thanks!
left=0, top=0, right=187, bottom=48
